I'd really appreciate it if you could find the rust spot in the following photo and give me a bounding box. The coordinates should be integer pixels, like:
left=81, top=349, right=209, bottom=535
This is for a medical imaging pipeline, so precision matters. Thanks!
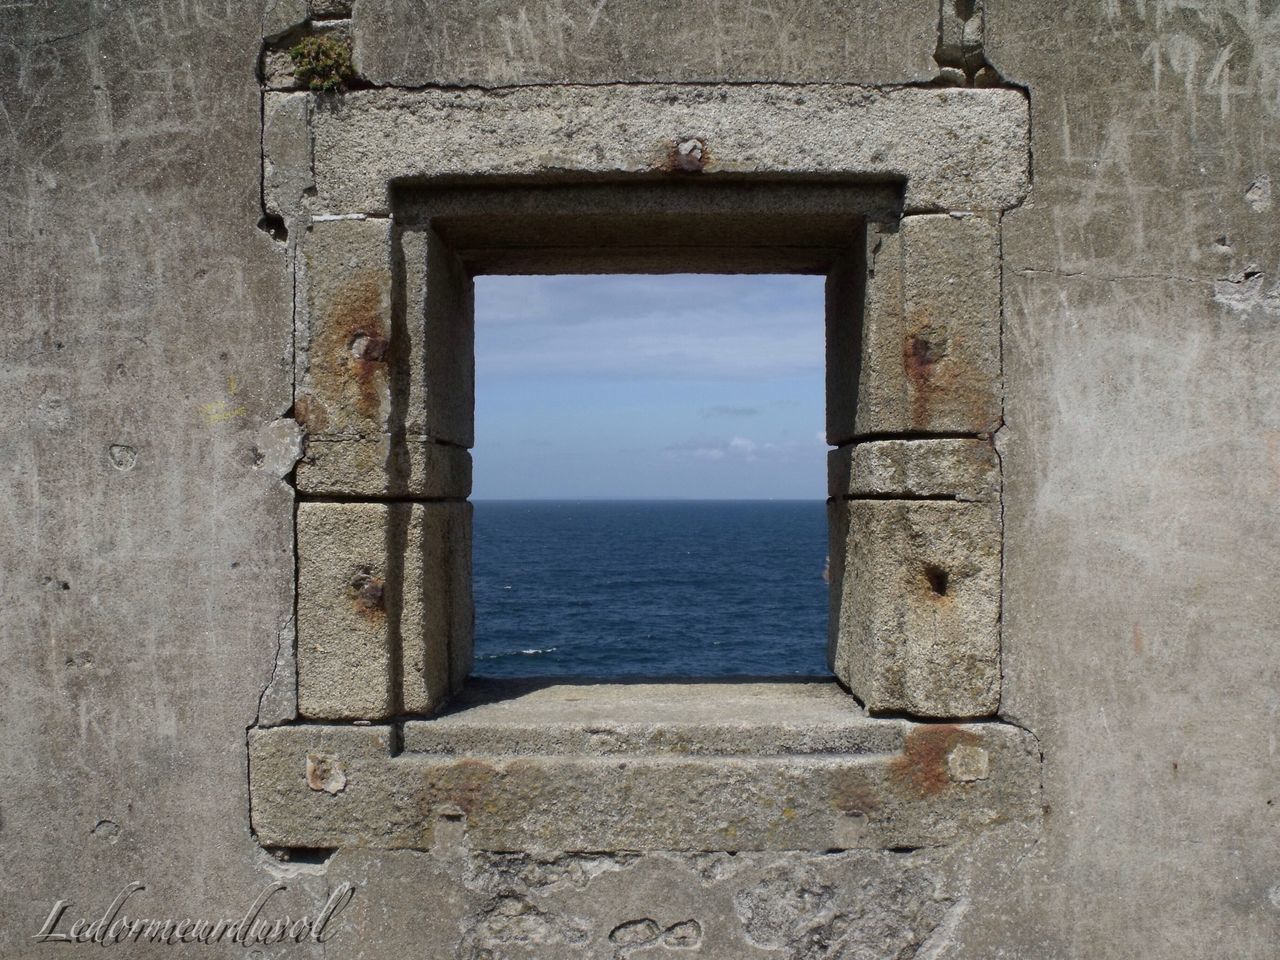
left=901, top=311, right=998, bottom=430
left=349, top=332, right=388, bottom=362
left=1131, top=623, right=1144, bottom=654
left=311, top=269, right=392, bottom=425
left=903, top=324, right=949, bottom=427
left=305, top=753, right=347, bottom=795
left=663, top=137, right=708, bottom=173
left=890, top=725, right=981, bottom=797
left=348, top=568, right=385, bottom=619
left=832, top=768, right=882, bottom=816
left=423, top=759, right=500, bottom=818
left=292, top=393, right=329, bottom=433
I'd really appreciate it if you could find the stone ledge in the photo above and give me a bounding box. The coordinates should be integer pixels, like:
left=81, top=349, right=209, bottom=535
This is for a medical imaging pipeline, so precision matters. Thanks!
left=402, top=680, right=902, bottom=756
left=249, top=682, right=1040, bottom=853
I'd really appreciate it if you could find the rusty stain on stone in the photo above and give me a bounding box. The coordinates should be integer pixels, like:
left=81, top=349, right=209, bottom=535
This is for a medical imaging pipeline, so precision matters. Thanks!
left=890, top=726, right=981, bottom=796
left=423, top=759, right=501, bottom=818
left=348, top=568, right=385, bottom=619
left=292, top=393, right=329, bottom=434
left=832, top=768, right=882, bottom=816
left=903, top=322, right=948, bottom=427
left=312, top=268, right=392, bottom=424
left=305, top=752, right=348, bottom=794
left=665, top=137, right=708, bottom=172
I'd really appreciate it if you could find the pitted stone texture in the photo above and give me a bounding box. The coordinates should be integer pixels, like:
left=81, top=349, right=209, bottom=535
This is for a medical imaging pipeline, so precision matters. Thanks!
left=352, top=0, right=938, bottom=88
left=829, top=438, right=1000, bottom=501
left=833, top=500, right=1001, bottom=716
left=296, top=501, right=472, bottom=720
left=832, top=213, right=1003, bottom=441
left=296, top=217, right=396, bottom=439
left=249, top=695, right=1040, bottom=851
left=310, top=86, right=1030, bottom=215
left=296, top=220, right=475, bottom=489
left=263, top=92, right=312, bottom=223
left=295, top=437, right=471, bottom=498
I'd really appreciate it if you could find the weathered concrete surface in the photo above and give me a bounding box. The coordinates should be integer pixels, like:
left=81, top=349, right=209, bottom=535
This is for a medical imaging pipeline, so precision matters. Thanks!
left=973, top=4, right=1280, bottom=957
left=310, top=85, right=1031, bottom=215
left=3, top=2, right=1279, bottom=959
left=351, top=0, right=938, bottom=88
left=322, top=844, right=1021, bottom=960
left=297, top=501, right=471, bottom=719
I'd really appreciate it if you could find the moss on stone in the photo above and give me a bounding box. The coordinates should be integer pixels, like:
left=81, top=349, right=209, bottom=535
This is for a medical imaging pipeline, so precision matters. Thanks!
left=289, top=35, right=354, bottom=92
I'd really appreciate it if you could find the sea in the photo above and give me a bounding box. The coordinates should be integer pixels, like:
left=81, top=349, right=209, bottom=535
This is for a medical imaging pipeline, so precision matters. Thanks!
left=472, top=500, right=830, bottom=678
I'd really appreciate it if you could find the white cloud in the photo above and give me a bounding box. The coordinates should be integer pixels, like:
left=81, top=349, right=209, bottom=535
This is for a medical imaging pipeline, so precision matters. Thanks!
left=475, top=274, right=824, bottom=380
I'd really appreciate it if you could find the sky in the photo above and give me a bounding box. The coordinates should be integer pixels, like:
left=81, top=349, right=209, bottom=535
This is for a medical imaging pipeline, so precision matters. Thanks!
left=472, top=274, right=827, bottom=500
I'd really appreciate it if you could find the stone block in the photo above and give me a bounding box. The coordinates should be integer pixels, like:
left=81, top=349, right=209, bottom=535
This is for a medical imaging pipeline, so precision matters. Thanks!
left=262, top=92, right=312, bottom=222
left=296, top=501, right=472, bottom=720
left=832, top=500, right=1000, bottom=716
left=309, top=0, right=350, bottom=16
left=825, top=244, right=866, bottom=446
left=295, top=220, right=475, bottom=493
left=413, top=225, right=475, bottom=448
left=829, top=438, right=999, bottom=501
left=296, top=217, right=396, bottom=439
left=833, top=214, right=1002, bottom=440
left=826, top=498, right=850, bottom=674
left=295, top=437, right=471, bottom=498
left=400, top=680, right=906, bottom=757
left=311, top=86, right=1031, bottom=216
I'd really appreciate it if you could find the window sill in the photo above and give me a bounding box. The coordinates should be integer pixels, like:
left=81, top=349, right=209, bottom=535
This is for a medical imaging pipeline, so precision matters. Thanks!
left=249, top=680, right=1039, bottom=855
left=250, top=681, right=1040, bottom=853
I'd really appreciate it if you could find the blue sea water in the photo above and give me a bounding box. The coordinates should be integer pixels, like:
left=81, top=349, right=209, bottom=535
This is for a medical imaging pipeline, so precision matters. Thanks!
left=472, top=500, right=830, bottom=678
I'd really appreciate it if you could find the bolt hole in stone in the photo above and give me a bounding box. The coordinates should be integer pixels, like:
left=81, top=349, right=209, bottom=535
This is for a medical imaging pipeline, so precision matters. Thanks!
left=349, top=332, right=388, bottom=361
left=472, top=275, right=831, bottom=680
left=348, top=568, right=385, bottom=617
left=923, top=564, right=950, bottom=596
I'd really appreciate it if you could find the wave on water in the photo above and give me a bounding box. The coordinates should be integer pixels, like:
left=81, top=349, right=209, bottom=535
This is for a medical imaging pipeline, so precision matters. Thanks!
left=475, top=647, right=559, bottom=661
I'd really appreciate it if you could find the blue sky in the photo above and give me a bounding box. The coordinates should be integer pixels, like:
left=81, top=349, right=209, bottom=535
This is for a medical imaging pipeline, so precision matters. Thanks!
left=472, top=274, right=827, bottom=499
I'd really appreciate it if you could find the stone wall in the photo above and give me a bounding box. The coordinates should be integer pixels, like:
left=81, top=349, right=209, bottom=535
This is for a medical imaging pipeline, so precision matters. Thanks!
left=2, top=2, right=1277, bottom=958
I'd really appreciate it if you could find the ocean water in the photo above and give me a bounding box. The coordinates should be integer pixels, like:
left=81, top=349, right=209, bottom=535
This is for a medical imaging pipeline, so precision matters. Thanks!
left=472, top=500, right=830, bottom=678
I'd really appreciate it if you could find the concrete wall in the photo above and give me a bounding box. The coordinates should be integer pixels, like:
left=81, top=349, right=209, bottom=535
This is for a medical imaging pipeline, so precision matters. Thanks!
left=2, top=2, right=1277, bottom=958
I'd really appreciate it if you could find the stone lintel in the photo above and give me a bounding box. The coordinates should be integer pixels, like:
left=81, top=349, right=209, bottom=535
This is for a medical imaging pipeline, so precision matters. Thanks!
left=306, top=85, right=1030, bottom=216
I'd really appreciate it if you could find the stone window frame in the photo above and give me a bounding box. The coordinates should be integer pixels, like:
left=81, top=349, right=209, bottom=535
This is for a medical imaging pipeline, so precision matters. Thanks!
left=250, top=81, right=1035, bottom=853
